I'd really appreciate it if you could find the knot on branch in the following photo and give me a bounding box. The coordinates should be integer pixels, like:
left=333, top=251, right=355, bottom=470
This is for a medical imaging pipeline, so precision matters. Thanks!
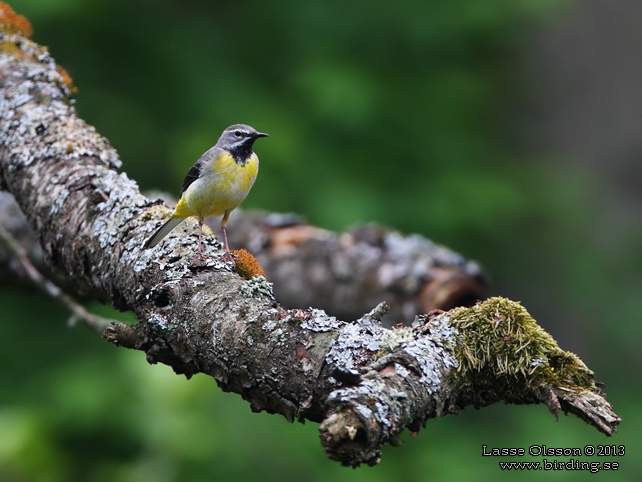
left=320, top=409, right=381, bottom=467
left=102, top=321, right=139, bottom=349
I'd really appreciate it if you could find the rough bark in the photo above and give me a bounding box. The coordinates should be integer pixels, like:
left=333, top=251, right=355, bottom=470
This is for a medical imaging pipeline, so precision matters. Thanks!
left=0, top=13, right=620, bottom=467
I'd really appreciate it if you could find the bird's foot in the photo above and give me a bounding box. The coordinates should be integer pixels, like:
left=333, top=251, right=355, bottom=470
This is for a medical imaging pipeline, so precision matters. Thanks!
left=188, top=254, right=212, bottom=262
left=222, top=251, right=236, bottom=262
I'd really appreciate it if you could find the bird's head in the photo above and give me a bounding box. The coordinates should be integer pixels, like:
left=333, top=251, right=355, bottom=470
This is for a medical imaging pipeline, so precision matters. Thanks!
left=218, top=124, right=268, bottom=163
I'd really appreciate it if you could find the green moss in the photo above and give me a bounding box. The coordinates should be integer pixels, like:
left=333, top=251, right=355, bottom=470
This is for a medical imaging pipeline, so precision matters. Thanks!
left=0, top=39, right=19, bottom=55
left=447, top=297, right=597, bottom=404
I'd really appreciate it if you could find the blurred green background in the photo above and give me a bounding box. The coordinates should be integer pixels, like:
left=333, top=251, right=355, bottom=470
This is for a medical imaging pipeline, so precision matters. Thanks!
left=2, top=0, right=640, bottom=480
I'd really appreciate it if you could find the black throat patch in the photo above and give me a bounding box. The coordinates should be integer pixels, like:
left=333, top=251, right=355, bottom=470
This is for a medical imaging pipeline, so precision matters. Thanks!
left=229, top=142, right=254, bottom=166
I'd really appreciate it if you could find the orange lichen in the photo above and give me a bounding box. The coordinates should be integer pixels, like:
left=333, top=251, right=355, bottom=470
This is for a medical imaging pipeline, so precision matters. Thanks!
left=56, top=65, right=78, bottom=94
left=0, top=2, right=32, bottom=38
left=232, top=249, right=266, bottom=280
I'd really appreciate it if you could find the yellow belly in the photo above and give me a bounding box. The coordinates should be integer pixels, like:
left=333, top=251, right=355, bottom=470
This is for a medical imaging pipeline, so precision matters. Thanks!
left=175, top=152, right=258, bottom=220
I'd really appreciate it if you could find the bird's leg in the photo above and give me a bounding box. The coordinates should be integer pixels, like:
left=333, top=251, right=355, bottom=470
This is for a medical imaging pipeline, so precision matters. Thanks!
left=198, top=220, right=205, bottom=259
left=221, top=210, right=233, bottom=261
left=188, top=220, right=210, bottom=261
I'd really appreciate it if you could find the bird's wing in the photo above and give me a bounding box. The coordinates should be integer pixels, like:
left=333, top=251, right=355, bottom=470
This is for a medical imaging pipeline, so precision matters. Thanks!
left=179, top=158, right=204, bottom=196
left=179, top=146, right=219, bottom=196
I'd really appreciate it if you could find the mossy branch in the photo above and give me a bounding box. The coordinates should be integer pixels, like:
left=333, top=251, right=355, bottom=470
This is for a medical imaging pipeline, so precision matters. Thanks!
left=317, top=299, right=619, bottom=466
left=446, top=298, right=618, bottom=435
left=451, top=298, right=595, bottom=401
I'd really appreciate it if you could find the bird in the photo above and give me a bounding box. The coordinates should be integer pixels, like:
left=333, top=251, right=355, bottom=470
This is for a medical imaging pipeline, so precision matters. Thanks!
left=144, top=124, right=268, bottom=259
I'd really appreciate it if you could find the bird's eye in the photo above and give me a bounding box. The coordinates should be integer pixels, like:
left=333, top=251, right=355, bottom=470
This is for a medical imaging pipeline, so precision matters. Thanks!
left=234, top=130, right=242, bottom=138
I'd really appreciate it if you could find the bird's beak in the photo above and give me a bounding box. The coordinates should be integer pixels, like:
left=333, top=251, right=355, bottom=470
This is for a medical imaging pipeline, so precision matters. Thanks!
left=254, top=132, right=269, bottom=138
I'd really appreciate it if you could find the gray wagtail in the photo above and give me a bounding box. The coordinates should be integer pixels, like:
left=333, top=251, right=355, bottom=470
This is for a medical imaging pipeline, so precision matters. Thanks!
left=143, top=124, right=268, bottom=259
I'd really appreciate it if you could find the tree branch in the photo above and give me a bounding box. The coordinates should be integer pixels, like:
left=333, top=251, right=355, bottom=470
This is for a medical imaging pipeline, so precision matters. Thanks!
left=1, top=188, right=488, bottom=325
left=207, top=209, right=488, bottom=325
left=0, top=7, right=620, bottom=467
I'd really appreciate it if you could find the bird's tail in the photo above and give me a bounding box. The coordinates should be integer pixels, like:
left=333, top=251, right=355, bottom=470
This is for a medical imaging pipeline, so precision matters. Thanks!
left=143, top=215, right=185, bottom=249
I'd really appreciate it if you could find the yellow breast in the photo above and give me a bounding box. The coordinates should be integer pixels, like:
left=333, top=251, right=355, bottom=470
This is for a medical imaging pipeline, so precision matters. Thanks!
left=176, top=152, right=259, bottom=220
